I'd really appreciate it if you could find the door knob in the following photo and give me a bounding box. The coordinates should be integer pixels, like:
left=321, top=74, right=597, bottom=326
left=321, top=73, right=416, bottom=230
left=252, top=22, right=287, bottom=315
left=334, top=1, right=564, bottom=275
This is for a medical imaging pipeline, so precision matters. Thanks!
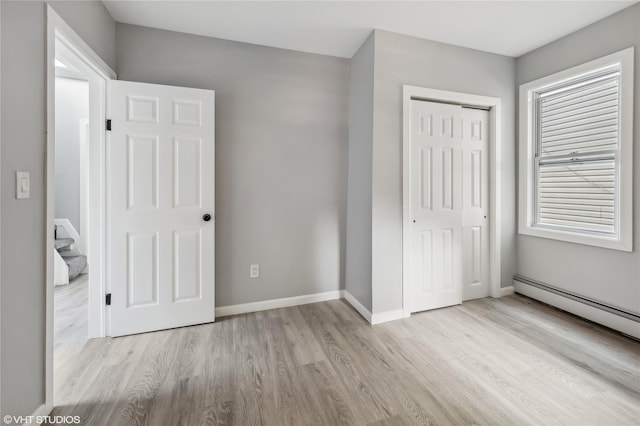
left=203, top=214, right=212, bottom=222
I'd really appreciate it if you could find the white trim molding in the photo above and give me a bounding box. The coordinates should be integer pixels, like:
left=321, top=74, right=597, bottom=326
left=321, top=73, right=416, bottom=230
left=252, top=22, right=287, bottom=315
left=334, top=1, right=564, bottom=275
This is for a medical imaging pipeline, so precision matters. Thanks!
left=217, top=290, right=407, bottom=326
left=518, top=47, right=634, bottom=252
left=49, top=11, right=115, bottom=82
left=22, top=403, right=51, bottom=425
left=344, top=291, right=372, bottom=323
left=371, top=309, right=404, bottom=325
left=514, top=278, right=639, bottom=340
left=78, top=118, right=90, bottom=262
left=496, top=285, right=515, bottom=297
left=402, top=85, right=504, bottom=317
left=215, top=290, right=344, bottom=318
left=0, top=2, right=3, bottom=417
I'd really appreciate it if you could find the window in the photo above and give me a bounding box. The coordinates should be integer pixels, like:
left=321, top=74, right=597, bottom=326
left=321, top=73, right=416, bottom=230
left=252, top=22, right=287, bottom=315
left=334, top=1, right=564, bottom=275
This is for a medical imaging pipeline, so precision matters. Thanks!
left=519, top=48, right=633, bottom=251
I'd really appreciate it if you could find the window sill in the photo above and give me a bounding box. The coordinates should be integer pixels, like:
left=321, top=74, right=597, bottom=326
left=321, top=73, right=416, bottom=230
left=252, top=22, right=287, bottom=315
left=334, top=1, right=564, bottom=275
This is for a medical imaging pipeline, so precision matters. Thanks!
left=518, top=224, right=632, bottom=252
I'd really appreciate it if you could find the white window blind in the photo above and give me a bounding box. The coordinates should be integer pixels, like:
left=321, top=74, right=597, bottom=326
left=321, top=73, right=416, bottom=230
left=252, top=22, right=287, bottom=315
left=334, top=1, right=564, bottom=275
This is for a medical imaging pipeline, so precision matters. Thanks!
left=533, top=66, right=620, bottom=235
left=519, top=47, right=633, bottom=251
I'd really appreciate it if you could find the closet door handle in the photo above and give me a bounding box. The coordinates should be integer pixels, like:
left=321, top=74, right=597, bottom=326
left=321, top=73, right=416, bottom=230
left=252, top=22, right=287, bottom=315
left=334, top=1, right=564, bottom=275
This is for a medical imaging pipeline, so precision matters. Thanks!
left=203, top=214, right=212, bottom=222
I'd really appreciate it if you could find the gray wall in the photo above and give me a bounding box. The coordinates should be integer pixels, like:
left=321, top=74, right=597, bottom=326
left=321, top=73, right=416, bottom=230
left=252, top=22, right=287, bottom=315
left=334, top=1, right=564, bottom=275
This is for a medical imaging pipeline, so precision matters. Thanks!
left=116, top=24, right=350, bottom=307
left=345, top=32, right=375, bottom=311
left=0, top=0, right=115, bottom=417
left=1, top=2, right=46, bottom=416
left=515, top=4, right=640, bottom=315
left=49, top=0, right=116, bottom=70
left=55, top=77, right=89, bottom=232
left=371, top=30, right=517, bottom=314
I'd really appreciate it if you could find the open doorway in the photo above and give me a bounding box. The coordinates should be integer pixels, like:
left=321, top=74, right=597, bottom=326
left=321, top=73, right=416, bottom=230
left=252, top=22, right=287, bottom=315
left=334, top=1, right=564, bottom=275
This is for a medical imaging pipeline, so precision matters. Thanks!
left=53, top=53, right=90, bottom=348
left=46, top=6, right=116, bottom=412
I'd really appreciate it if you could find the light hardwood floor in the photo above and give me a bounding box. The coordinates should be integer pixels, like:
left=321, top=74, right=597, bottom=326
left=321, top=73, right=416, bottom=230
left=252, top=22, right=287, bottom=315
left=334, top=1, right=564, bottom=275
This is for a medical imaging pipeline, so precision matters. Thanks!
left=52, top=295, right=640, bottom=425
left=54, top=274, right=89, bottom=349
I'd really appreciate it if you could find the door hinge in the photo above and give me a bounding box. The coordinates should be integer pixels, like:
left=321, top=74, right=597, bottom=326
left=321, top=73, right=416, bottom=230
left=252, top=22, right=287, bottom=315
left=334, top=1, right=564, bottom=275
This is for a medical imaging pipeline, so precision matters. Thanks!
left=106, top=119, right=112, bottom=131
left=106, top=293, right=112, bottom=306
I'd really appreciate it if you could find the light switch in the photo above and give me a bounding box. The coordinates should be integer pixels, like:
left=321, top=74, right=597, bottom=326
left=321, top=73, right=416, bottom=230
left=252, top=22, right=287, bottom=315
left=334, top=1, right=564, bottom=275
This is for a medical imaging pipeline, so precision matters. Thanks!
left=250, top=264, right=260, bottom=278
left=16, top=171, right=30, bottom=199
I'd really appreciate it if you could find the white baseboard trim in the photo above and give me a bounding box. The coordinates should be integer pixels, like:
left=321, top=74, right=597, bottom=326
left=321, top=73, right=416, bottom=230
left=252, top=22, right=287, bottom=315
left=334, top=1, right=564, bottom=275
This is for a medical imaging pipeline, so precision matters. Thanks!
left=215, top=289, right=409, bottom=326
left=215, top=290, right=344, bottom=318
left=343, top=292, right=404, bottom=325
left=496, top=285, right=514, bottom=297
left=343, top=290, right=372, bottom=323
left=371, top=309, right=404, bottom=325
left=22, top=403, right=51, bottom=425
left=513, top=279, right=640, bottom=340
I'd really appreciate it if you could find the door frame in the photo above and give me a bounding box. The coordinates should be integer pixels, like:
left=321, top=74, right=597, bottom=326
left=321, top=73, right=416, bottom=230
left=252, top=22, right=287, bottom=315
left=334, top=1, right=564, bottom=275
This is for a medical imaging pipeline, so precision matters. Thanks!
left=79, top=118, right=90, bottom=259
left=0, top=2, right=3, bottom=417
left=402, top=85, right=503, bottom=317
left=46, top=5, right=116, bottom=412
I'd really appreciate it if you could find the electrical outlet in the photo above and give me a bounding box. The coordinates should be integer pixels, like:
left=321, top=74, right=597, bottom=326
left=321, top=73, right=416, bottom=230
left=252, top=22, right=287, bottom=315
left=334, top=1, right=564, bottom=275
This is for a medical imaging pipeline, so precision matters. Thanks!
left=250, top=264, right=260, bottom=278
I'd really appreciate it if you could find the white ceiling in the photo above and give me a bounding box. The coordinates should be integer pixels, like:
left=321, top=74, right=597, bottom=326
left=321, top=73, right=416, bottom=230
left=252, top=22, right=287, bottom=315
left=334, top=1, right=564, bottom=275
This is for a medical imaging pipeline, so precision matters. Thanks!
left=102, top=1, right=637, bottom=58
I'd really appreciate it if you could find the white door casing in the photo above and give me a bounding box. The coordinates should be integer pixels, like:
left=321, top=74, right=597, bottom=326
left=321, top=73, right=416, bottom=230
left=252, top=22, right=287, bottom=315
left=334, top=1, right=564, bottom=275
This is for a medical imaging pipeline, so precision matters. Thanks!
left=409, top=100, right=463, bottom=312
left=108, top=80, right=215, bottom=336
left=461, top=108, right=490, bottom=301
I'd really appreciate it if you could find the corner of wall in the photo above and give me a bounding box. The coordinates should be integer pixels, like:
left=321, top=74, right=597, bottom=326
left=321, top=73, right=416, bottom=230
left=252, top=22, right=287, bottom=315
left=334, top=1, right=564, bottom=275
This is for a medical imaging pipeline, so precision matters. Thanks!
left=345, top=29, right=375, bottom=312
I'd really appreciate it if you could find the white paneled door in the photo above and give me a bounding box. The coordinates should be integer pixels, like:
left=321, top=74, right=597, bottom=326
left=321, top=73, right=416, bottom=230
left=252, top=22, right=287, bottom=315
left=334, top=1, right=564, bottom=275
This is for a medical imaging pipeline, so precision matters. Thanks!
left=109, top=81, right=215, bottom=336
left=461, top=108, right=490, bottom=301
left=408, top=100, right=489, bottom=314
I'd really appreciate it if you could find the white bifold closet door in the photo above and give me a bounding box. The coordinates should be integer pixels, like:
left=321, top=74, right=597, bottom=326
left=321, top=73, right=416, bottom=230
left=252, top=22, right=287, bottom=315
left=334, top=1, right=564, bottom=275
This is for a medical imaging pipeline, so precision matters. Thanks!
left=108, top=80, right=215, bottom=336
left=408, top=100, right=489, bottom=314
left=461, top=107, right=490, bottom=301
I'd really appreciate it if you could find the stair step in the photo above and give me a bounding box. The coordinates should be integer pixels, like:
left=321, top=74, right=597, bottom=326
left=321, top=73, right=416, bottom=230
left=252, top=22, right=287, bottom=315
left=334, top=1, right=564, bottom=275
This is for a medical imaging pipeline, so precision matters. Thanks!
left=55, top=237, right=74, bottom=251
left=59, top=247, right=83, bottom=258
left=64, top=255, right=87, bottom=281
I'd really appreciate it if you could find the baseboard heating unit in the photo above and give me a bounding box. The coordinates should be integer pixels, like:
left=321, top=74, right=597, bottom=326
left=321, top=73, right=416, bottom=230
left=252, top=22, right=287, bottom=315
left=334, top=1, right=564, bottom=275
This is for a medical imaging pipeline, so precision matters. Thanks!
left=513, top=275, right=640, bottom=340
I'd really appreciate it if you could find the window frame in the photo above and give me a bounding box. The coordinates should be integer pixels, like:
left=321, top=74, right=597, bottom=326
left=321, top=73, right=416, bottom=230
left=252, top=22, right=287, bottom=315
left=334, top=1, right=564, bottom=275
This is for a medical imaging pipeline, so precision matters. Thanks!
left=518, top=47, right=634, bottom=252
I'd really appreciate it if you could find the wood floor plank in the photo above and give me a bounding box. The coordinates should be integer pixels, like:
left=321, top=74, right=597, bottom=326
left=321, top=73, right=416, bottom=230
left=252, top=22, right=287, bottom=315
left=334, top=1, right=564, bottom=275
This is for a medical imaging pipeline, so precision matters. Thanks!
left=65, top=361, right=139, bottom=426
left=53, top=294, right=640, bottom=425
left=303, top=360, right=357, bottom=425
left=114, top=329, right=186, bottom=426
left=259, top=309, right=314, bottom=425
left=54, top=275, right=89, bottom=349
left=301, top=303, right=395, bottom=423
left=279, top=306, right=328, bottom=365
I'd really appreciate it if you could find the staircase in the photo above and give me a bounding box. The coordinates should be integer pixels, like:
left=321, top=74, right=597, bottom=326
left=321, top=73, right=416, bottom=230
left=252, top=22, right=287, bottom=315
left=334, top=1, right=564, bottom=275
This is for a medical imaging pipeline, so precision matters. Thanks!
left=55, top=225, right=87, bottom=282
